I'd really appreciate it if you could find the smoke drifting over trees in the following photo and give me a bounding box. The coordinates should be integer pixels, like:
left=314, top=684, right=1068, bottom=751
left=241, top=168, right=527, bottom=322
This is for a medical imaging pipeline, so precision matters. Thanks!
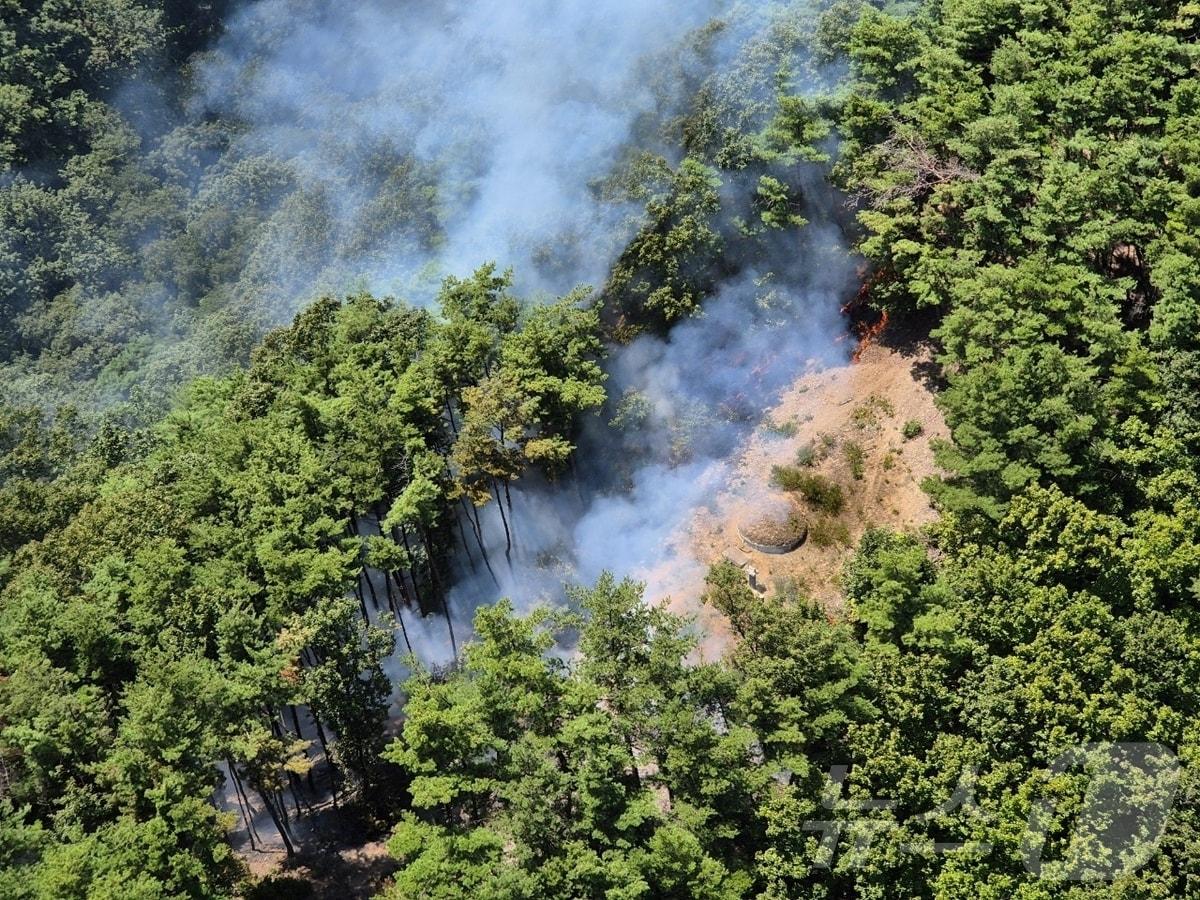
left=188, top=0, right=727, bottom=306
left=7, top=0, right=1200, bottom=896
left=161, top=0, right=858, bottom=664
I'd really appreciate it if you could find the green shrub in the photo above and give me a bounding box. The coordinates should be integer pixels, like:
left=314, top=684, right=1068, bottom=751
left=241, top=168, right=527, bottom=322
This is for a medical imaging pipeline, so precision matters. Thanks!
left=771, top=464, right=805, bottom=491
left=810, top=517, right=852, bottom=548
left=902, top=419, right=924, bottom=440
left=844, top=441, right=865, bottom=480
left=771, top=466, right=845, bottom=514
left=852, top=394, right=895, bottom=429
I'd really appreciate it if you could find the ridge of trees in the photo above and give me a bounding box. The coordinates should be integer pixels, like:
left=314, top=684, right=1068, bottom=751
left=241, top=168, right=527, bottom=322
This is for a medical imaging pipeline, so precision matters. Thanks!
left=0, top=269, right=606, bottom=895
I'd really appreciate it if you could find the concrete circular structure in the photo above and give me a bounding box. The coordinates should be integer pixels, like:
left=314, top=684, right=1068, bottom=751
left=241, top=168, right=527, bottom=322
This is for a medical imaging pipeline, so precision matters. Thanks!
left=737, top=496, right=807, bottom=554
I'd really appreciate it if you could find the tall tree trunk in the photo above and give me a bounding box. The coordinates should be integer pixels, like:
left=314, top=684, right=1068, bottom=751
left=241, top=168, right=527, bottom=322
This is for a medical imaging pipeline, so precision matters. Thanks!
left=396, top=527, right=425, bottom=610
left=312, top=717, right=340, bottom=809
left=288, top=773, right=306, bottom=819
left=418, top=523, right=458, bottom=659
left=491, top=479, right=513, bottom=566
left=227, top=759, right=260, bottom=850
left=258, top=786, right=296, bottom=856
left=454, top=512, right=478, bottom=571
left=460, top=498, right=499, bottom=585
left=381, top=564, right=398, bottom=612
left=438, top=454, right=469, bottom=564
left=354, top=578, right=370, bottom=621
left=442, top=592, right=458, bottom=660
left=362, top=565, right=382, bottom=610
left=387, top=572, right=416, bottom=658
left=385, top=565, right=415, bottom=619
left=495, top=422, right=516, bottom=518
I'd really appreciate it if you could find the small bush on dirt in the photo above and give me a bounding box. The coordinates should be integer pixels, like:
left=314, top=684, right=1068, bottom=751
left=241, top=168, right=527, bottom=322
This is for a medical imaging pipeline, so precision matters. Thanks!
left=771, top=464, right=805, bottom=491
left=766, top=418, right=799, bottom=437
left=844, top=441, right=866, bottom=480
left=810, top=517, right=852, bottom=548
left=852, top=394, right=895, bottom=429
left=902, top=419, right=924, bottom=440
left=771, top=466, right=845, bottom=514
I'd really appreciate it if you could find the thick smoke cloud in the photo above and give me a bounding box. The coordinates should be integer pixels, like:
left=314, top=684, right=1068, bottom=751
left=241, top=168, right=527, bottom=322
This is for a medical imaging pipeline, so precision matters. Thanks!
left=188, top=0, right=855, bottom=672
left=191, top=0, right=726, bottom=308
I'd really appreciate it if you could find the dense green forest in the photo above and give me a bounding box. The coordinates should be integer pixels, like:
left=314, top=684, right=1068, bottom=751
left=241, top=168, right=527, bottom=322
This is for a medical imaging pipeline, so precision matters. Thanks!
left=2, top=0, right=1200, bottom=897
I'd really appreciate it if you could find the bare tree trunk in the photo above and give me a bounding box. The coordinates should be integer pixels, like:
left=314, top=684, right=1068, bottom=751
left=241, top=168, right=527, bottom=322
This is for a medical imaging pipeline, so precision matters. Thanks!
left=491, top=479, right=513, bottom=566
left=396, top=527, right=425, bottom=610
left=288, top=773, right=306, bottom=819
left=455, top=512, right=478, bottom=571
left=381, top=565, right=398, bottom=614
left=443, top=593, right=458, bottom=660
left=254, top=785, right=296, bottom=857
left=354, top=578, right=370, bottom=621
left=439, top=450, right=472, bottom=569
left=227, top=759, right=260, bottom=850
left=387, top=572, right=416, bottom=658
left=311, top=717, right=340, bottom=809
left=419, top=524, right=458, bottom=659
left=460, top=498, right=499, bottom=585
left=496, top=424, right=515, bottom=520
left=362, top=565, right=382, bottom=610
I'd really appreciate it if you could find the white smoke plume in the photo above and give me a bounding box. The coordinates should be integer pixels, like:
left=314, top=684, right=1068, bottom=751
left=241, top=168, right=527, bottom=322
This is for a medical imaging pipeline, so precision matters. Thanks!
left=183, top=0, right=856, bottom=669
left=189, top=0, right=728, bottom=309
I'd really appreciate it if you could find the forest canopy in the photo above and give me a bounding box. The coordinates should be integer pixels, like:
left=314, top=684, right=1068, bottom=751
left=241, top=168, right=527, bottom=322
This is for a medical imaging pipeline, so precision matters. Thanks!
left=2, top=0, right=1200, bottom=898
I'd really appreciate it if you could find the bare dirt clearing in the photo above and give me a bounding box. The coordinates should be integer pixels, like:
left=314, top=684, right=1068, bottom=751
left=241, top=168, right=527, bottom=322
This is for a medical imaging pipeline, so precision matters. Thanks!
left=687, top=335, right=948, bottom=616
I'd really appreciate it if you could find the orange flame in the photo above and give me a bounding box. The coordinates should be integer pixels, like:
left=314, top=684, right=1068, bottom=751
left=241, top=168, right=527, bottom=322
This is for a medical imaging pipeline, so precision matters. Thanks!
left=842, top=267, right=892, bottom=363
left=851, top=309, right=889, bottom=362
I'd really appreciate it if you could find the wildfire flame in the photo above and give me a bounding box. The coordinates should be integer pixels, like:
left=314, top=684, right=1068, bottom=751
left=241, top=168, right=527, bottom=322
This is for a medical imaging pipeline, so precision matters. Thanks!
left=851, top=309, right=889, bottom=362
left=842, top=266, right=892, bottom=363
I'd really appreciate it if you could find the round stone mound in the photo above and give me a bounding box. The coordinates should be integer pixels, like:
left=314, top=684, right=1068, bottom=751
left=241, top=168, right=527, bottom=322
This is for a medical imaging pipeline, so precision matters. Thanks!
left=737, top=496, right=807, bottom=554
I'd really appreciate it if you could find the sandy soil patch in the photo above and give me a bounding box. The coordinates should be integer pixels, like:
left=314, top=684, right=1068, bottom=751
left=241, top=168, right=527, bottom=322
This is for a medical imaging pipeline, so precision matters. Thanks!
left=686, top=336, right=948, bottom=617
